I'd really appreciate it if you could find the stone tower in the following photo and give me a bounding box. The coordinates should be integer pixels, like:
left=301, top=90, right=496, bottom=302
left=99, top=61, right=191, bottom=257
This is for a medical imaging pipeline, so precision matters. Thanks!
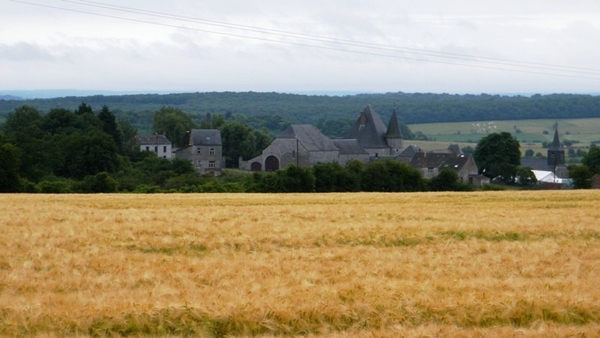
left=386, top=106, right=403, bottom=156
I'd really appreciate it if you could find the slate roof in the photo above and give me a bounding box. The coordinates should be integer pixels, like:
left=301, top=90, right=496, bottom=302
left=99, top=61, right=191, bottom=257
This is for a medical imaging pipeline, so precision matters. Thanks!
left=344, top=105, right=389, bottom=149
left=135, top=135, right=171, bottom=145
left=278, top=125, right=338, bottom=152
left=410, top=152, right=473, bottom=171
left=332, top=139, right=369, bottom=155
left=397, top=145, right=421, bottom=158
left=439, top=154, right=472, bottom=171
left=521, top=158, right=553, bottom=171
left=190, top=129, right=221, bottom=146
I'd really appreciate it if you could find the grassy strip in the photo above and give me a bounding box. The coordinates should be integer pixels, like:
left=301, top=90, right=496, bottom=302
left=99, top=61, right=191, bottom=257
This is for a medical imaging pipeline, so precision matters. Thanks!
left=1, top=301, right=599, bottom=337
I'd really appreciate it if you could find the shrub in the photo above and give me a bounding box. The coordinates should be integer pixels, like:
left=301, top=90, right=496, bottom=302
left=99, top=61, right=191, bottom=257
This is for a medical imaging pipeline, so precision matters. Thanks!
left=37, top=180, right=71, bottom=193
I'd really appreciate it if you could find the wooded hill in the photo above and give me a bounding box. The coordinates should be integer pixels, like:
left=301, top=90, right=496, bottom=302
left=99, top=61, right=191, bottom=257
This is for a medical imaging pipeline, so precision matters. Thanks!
left=2, top=92, right=599, bottom=137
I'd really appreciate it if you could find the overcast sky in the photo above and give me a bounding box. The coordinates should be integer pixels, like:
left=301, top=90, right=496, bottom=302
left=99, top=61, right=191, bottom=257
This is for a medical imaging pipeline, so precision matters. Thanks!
left=2, top=0, right=600, bottom=95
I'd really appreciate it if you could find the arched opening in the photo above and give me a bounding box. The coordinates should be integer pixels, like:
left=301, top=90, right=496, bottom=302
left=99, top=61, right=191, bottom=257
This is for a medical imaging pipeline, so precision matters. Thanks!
left=265, top=156, right=279, bottom=172
left=251, top=162, right=262, bottom=171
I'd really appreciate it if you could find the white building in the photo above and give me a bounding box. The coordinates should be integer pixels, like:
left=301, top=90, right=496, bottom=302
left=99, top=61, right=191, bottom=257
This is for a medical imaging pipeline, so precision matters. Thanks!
left=134, top=134, right=173, bottom=159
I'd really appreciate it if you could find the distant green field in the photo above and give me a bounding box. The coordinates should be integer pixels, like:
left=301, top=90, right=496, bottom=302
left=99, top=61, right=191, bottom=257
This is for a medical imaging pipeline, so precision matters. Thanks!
left=408, top=118, right=600, bottom=145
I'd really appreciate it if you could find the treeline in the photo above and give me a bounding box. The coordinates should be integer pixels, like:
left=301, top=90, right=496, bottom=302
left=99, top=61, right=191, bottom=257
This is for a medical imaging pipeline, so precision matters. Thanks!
left=2, top=92, right=599, bottom=137
left=246, top=160, right=472, bottom=193
left=0, top=104, right=269, bottom=193
left=0, top=102, right=474, bottom=193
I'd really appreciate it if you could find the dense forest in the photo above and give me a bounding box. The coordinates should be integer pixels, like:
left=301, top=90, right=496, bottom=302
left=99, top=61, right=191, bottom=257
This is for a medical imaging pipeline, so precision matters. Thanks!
left=2, top=92, right=599, bottom=138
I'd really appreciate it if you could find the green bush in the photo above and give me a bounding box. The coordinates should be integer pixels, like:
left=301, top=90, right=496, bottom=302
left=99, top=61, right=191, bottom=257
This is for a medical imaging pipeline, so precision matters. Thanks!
left=37, top=180, right=71, bottom=193
left=133, top=184, right=161, bottom=193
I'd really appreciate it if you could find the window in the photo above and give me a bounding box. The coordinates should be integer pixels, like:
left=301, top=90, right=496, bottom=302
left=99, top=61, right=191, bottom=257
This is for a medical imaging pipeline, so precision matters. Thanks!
left=292, top=150, right=296, bottom=158
left=209, top=148, right=215, bottom=156
left=208, top=161, right=216, bottom=168
left=163, top=146, right=167, bottom=152
left=145, top=146, right=149, bottom=151
left=154, top=146, right=157, bottom=152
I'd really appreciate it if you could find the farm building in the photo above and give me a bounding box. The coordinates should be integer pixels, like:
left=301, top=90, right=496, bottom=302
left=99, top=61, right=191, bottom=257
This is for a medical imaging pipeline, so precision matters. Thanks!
left=240, top=105, right=478, bottom=182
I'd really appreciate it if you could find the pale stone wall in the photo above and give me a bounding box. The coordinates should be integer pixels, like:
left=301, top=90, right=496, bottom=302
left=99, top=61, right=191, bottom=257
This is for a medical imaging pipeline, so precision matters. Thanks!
left=240, top=139, right=341, bottom=171
left=175, top=145, right=223, bottom=176
left=338, top=153, right=370, bottom=166
left=139, top=143, right=172, bottom=159
left=457, top=156, right=478, bottom=181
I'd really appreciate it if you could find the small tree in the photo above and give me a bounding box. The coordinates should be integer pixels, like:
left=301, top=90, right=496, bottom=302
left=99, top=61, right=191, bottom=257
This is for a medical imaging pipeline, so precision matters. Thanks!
left=524, top=149, right=534, bottom=157
left=362, top=159, right=424, bottom=192
left=430, top=168, right=460, bottom=191
left=278, top=165, right=315, bottom=192
left=568, top=164, right=592, bottom=189
left=152, top=106, right=197, bottom=148
left=582, top=145, right=600, bottom=174
left=313, top=162, right=354, bottom=192
left=515, top=166, right=537, bottom=187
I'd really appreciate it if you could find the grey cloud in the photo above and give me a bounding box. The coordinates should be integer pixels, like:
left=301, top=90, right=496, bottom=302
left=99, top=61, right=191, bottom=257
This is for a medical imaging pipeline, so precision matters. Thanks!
left=0, top=42, right=56, bottom=62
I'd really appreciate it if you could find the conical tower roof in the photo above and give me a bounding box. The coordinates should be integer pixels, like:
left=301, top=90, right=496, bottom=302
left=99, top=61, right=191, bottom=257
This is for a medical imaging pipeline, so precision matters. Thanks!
left=386, top=107, right=402, bottom=138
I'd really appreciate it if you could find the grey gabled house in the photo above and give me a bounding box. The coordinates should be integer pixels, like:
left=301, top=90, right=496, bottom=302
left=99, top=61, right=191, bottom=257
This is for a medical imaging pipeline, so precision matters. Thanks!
left=174, top=129, right=223, bottom=176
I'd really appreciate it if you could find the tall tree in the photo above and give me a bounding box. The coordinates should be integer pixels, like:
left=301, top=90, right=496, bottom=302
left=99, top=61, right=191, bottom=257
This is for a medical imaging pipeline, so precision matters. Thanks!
left=2, top=106, right=53, bottom=181
left=75, top=102, right=93, bottom=115
left=0, top=132, right=22, bottom=192
left=97, top=105, right=122, bottom=151
left=118, top=118, right=138, bottom=150
left=152, top=106, right=197, bottom=148
left=220, top=121, right=270, bottom=168
left=57, top=131, right=120, bottom=179
left=581, top=145, right=600, bottom=174
left=474, top=132, right=521, bottom=183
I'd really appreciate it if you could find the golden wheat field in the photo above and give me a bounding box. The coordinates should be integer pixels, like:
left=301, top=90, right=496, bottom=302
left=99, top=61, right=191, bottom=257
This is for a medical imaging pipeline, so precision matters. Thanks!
left=1, top=191, right=599, bottom=337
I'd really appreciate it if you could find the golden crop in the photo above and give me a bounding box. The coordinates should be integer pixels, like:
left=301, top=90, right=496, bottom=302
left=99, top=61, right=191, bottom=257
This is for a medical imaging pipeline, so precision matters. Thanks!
left=1, top=191, right=599, bottom=337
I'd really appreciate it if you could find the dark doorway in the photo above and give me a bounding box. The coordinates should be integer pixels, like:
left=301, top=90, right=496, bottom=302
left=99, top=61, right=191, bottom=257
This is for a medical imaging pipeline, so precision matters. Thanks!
left=265, top=156, right=279, bottom=172
left=251, top=162, right=262, bottom=171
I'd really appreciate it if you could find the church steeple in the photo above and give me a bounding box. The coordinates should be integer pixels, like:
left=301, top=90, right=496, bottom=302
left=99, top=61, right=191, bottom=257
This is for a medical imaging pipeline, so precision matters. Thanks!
left=547, top=127, right=565, bottom=166
left=550, top=127, right=562, bottom=150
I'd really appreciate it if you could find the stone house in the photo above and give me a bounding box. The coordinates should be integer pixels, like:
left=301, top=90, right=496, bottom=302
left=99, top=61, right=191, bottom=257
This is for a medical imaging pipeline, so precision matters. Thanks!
left=175, top=129, right=223, bottom=176
left=134, top=134, right=172, bottom=159
left=240, top=124, right=344, bottom=171
left=404, top=146, right=478, bottom=182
